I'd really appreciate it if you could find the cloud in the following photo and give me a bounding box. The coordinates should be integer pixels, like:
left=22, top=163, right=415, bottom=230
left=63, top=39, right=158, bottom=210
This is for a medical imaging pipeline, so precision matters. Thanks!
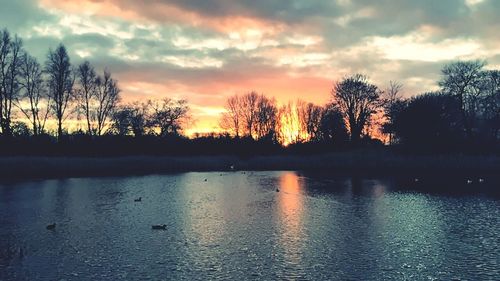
left=0, top=0, right=499, bottom=133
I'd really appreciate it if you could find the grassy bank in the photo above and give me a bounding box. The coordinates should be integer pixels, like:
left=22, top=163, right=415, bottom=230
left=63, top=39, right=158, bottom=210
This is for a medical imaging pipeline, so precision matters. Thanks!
left=0, top=150, right=499, bottom=180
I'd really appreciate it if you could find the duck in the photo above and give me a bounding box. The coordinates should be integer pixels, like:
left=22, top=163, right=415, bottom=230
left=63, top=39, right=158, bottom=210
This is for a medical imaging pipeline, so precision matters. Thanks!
left=46, top=223, right=56, bottom=230
left=152, top=224, right=167, bottom=230
left=134, top=197, right=142, bottom=202
left=276, top=188, right=280, bottom=192
left=229, top=165, right=235, bottom=171
left=414, top=178, right=419, bottom=183
left=478, top=178, right=484, bottom=183
left=204, top=179, right=208, bottom=182
left=466, top=179, right=473, bottom=184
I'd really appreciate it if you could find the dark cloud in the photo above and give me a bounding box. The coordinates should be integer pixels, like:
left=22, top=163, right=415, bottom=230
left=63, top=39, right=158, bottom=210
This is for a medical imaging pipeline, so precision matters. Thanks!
left=0, top=0, right=498, bottom=107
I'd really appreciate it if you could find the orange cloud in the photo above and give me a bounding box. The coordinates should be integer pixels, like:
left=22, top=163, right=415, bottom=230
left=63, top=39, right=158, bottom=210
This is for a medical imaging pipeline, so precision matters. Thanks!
left=39, top=0, right=285, bottom=34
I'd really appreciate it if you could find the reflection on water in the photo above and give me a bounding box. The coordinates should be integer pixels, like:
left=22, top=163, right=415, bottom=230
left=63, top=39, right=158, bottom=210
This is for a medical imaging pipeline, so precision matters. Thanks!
left=0, top=172, right=499, bottom=280
left=276, top=172, right=306, bottom=279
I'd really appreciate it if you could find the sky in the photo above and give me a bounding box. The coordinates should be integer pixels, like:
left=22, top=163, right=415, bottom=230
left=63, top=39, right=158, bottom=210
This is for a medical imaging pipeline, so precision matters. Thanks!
left=1, top=0, right=499, bottom=134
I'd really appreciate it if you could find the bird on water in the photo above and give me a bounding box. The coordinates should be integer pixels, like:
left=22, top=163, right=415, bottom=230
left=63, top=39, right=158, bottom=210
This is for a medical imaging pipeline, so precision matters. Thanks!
left=152, top=224, right=167, bottom=230
left=46, top=223, right=56, bottom=230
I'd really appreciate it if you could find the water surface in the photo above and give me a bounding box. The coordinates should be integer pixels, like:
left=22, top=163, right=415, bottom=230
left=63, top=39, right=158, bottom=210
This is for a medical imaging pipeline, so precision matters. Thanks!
left=0, top=171, right=499, bottom=280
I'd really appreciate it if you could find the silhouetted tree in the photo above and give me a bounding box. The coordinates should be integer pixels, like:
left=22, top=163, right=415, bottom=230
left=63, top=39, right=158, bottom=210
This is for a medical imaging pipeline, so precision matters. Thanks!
left=297, top=101, right=323, bottom=141
left=382, top=81, right=404, bottom=144
left=94, top=69, right=120, bottom=135
left=240, top=91, right=259, bottom=137
left=149, top=98, right=189, bottom=137
left=255, top=95, right=278, bottom=140
left=332, top=74, right=381, bottom=143
left=76, top=60, right=97, bottom=135
left=481, top=70, right=500, bottom=140
left=45, top=44, right=74, bottom=140
left=0, top=30, right=23, bottom=136
left=391, top=92, right=463, bottom=147
left=16, top=53, right=51, bottom=135
left=439, top=60, right=485, bottom=139
left=220, top=92, right=277, bottom=140
left=318, top=105, right=349, bottom=143
left=111, top=102, right=148, bottom=137
left=220, top=94, right=241, bottom=137
left=277, top=101, right=303, bottom=144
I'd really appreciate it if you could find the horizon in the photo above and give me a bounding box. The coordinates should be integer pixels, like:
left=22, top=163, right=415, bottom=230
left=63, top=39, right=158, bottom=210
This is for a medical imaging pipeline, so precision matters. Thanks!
left=1, top=0, right=500, bottom=135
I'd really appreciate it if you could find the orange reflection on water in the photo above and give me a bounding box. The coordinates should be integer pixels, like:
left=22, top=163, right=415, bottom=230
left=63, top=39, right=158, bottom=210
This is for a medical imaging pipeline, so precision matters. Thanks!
left=277, top=172, right=306, bottom=270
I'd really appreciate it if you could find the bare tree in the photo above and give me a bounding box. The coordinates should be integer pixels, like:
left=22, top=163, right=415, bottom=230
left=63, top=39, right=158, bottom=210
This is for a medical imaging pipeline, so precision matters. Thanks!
left=149, top=98, right=189, bottom=137
left=383, top=81, right=403, bottom=144
left=439, top=60, right=485, bottom=138
left=332, top=74, right=381, bottom=143
left=255, top=95, right=278, bottom=139
left=111, top=102, right=149, bottom=137
left=220, top=92, right=277, bottom=140
left=45, top=44, right=74, bottom=140
left=0, top=30, right=23, bottom=136
left=16, top=53, right=51, bottom=135
left=220, top=94, right=241, bottom=137
left=76, top=60, right=97, bottom=135
left=277, top=101, right=302, bottom=144
left=297, top=101, right=323, bottom=142
left=240, top=91, right=259, bottom=137
left=94, top=69, right=120, bottom=135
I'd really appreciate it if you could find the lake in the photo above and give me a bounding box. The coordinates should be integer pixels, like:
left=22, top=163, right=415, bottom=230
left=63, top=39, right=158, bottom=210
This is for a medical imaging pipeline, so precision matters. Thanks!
left=0, top=171, right=499, bottom=280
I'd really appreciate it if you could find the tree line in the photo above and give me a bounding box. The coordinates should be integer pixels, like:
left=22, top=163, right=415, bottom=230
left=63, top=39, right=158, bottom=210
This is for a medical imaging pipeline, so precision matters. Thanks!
left=220, top=61, right=499, bottom=150
left=0, top=28, right=189, bottom=141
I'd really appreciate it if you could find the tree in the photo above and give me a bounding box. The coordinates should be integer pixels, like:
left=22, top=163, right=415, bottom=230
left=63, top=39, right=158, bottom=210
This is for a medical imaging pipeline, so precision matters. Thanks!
left=391, top=92, right=463, bottom=147
left=149, top=98, right=189, bottom=137
left=45, top=44, right=74, bottom=140
left=240, top=91, right=259, bottom=137
left=318, top=105, right=348, bottom=143
left=16, top=53, right=51, bottom=136
left=382, top=81, right=404, bottom=144
left=220, top=92, right=277, bottom=140
left=94, top=69, right=120, bottom=135
left=111, top=102, right=149, bottom=137
left=439, top=60, right=485, bottom=139
left=111, top=106, right=132, bottom=136
left=332, top=74, right=381, bottom=143
left=76, top=61, right=97, bottom=135
left=0, top=30, right=23, bottom=136
left=255, top=95, right=278, bottom=140
left=220, top=94, right=241, bottom=137
left=297, top=101, right=323, bottom=142
left=277, top=101, right=302, bottom=144
left=481, top=70, right=500, bottom=140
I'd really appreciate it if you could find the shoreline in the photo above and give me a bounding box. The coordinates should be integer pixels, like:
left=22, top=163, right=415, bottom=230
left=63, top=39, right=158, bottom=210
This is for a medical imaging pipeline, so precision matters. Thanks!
left=1, top=152, right=499, bottom=181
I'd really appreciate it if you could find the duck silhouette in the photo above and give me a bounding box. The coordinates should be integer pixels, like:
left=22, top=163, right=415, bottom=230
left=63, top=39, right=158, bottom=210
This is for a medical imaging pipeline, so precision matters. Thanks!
left=152, top=224, right=167, bottom=230
left=46, top=223, right=56, bottom=230
left=134, top=197, right=142, bottom=202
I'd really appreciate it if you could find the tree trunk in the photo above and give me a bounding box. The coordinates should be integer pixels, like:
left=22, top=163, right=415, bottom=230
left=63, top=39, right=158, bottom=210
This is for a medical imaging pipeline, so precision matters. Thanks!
left=57, top=119, right=63, bottom=141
